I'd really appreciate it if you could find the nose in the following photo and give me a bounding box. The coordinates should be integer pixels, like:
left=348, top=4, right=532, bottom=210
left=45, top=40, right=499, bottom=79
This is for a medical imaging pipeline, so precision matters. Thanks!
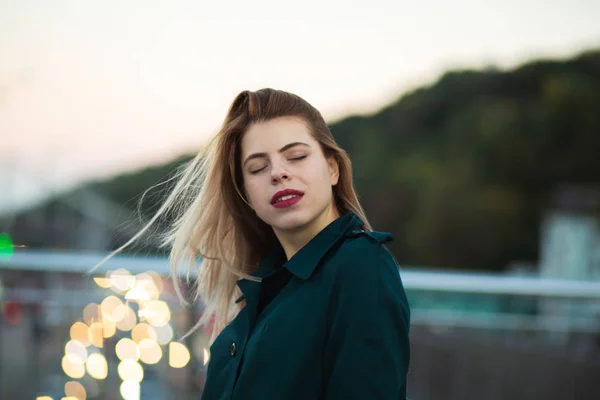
left=271, top=161, right=290, bottom=183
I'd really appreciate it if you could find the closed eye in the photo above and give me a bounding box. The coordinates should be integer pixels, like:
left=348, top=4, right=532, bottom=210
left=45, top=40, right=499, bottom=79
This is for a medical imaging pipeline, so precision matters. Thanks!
left=249, top=155, right=306, bottom=174
left=250, top=167, right=266, bottom=174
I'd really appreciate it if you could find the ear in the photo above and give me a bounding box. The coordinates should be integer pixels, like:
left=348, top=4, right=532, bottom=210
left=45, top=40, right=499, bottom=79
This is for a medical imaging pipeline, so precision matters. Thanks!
left=327, top=156, right=340, bottom=186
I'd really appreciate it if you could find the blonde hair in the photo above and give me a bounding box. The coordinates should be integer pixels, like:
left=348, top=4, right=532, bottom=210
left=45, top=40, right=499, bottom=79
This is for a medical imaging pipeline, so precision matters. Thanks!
left=93, top=88, right=372, bottom=341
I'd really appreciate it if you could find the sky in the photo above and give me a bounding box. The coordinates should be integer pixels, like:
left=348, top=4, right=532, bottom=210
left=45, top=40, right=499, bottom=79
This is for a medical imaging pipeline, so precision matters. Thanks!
left=1, top=0, right=599, bottom=213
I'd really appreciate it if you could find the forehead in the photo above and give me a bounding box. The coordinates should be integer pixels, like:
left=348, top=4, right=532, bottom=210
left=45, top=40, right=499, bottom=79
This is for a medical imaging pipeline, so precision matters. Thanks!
left=241, top=117, right=315, bottom=156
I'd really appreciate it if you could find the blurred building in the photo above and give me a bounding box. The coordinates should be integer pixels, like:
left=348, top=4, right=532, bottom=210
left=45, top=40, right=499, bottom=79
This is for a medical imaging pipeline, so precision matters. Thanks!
left=540, top=185, right=600, bottom=281
left=0, top=189, right=141, bottom=251
left=538, top=185, right=600, bottom=328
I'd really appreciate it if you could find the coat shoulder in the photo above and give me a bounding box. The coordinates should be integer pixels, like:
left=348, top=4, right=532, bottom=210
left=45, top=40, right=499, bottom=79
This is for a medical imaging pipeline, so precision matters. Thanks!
left=325, top=230, right=401, bottom=285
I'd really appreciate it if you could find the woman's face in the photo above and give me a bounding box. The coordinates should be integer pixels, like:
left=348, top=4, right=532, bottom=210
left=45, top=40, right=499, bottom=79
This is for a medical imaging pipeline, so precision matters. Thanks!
left=240, top=116, right=340, bottom=235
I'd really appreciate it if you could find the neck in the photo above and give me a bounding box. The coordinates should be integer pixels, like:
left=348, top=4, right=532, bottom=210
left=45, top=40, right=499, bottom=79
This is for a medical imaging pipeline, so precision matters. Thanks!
left=274, top=205, right=340, bottom=260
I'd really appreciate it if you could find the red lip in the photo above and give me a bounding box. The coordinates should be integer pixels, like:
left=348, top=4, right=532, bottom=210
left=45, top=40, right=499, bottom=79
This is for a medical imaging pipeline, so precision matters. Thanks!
left=271, top=189, right=304, bottom=204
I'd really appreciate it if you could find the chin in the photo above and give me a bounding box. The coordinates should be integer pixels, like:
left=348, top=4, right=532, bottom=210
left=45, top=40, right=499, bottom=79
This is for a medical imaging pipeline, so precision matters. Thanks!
left=267, top=209, right=312, bottom=232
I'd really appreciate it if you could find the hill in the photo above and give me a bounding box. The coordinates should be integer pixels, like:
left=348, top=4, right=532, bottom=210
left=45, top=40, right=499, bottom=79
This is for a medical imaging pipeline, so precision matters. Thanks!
left=5, top=50, right=600, bottom=271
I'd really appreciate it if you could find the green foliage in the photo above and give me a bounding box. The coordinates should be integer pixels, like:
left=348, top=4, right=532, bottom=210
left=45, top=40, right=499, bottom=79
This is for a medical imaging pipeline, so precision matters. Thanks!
left=34, top=50, right=600, bottom=271
left=332, top=50, right=600, bottom=270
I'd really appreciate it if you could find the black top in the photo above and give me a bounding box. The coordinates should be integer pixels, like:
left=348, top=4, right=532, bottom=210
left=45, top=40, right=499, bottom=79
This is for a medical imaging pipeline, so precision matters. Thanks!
left=256, top=263, right=293, bottom=317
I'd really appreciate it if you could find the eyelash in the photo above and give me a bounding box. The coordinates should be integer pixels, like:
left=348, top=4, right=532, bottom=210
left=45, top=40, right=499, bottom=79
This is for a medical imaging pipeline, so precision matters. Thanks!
left=250, top=155, right=307, bottom=174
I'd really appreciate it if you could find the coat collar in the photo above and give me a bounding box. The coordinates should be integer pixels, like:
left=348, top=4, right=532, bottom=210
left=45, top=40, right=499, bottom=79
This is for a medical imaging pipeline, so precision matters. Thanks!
left=251, top=212, right=365, bottom=281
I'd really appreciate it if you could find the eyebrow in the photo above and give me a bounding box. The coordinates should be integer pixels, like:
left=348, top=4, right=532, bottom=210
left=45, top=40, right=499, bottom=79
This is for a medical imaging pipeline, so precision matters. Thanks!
left=243, top=142, right=311, bottom=167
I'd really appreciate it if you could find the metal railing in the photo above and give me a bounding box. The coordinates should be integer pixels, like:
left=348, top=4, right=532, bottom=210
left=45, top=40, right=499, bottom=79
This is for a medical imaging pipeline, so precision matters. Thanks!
left=2, top=249, right=600, bottom=400
left=3, top=248, right=600, bottom=299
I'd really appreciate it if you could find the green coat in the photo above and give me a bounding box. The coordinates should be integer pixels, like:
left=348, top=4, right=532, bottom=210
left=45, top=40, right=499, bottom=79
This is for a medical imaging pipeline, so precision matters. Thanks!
left=201, top=212, right=411, bottom=399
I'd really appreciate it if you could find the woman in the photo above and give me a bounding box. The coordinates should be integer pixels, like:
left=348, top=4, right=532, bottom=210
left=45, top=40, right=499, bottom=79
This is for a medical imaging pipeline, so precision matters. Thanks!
left=102, top=88, right=410, bottom=399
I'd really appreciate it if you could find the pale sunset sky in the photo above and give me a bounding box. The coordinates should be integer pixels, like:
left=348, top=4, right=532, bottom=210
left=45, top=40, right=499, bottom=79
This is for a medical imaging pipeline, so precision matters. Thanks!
left=1, top=0, right=599, bottom=213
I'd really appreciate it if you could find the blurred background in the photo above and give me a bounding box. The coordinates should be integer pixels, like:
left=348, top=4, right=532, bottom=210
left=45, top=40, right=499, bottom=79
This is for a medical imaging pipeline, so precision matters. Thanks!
left=1, top=1, right=600, bottom=399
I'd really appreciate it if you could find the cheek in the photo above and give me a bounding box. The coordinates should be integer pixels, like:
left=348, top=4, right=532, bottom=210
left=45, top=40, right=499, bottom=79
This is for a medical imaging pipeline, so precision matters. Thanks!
left=316, top=161, right=333, bottom=184
left=244, top=179, right=263, bottom=205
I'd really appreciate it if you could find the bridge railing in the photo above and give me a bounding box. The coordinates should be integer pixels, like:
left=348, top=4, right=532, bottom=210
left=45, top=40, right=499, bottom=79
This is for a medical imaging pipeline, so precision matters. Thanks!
left=1, top=249, right=600, bottom=400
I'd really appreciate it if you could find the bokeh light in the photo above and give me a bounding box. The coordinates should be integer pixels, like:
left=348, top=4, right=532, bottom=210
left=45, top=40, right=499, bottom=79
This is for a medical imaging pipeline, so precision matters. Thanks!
left=147, top=271, right=164, bottom=292
left=102, top=318, right=116, bottom=338
left=125, top=286, right=150, bottom=302
left=64, top=381, right=86, bottom=400
left=118, top=360, right=144, bottom=382
left=116, top=338, right=140, bottom=361
left=93, top=275, right=112, bottom=289
left=110, top=268, right=136, bottom=292
left=65, top=340, right=88, bottom=362
left=62, top=354, right=85, bottom=379
left=139, top=338, right=162, bottom=364
left=100, top=296, right=124, bottom=322
left=126, top=272, right=160, bottom=301
left=88, top=322, right=104, bottom=348
left=192, top=332, right=210, bottom=363
left=36, top=397, right=53, bottom=400
left=203, top=348, right=210, bottom=366
left=120, top=380, right=141, bottom=400
left=86, top=353, right=108, bottom=380
left=2, top=301, right=22, bottom=325
left=131, top=323, right=157, bottom=344
left=69, top=322, right=91, bottom=347
left=83, top=303, right=100, bottom=325
left=33, top=243, right=190, bottom=395
left=169, top=342, right=190, bottom=368
left=0, top=232, right=14, bottom=261
left=116, top=304, right=137, bottom=331
left=153, top=323, right=174, bottom=345
left=139, top=300, right=171, bottom=327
